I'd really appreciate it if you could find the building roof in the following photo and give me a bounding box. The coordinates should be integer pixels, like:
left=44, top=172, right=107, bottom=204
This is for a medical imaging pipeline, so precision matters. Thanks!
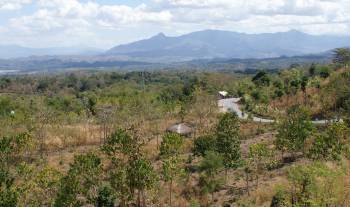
left=218, top=91, right=228, bottom=97
left=167, top=123, right=193, bottom=135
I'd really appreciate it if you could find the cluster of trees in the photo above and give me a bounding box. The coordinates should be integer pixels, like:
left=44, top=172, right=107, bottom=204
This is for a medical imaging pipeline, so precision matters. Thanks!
left=3, top=106, right=348, bottom=206
left=193, top=113, right=241, bottom=203
left=0, top=70, right=221, bottom=126
left=276, top=105, right=349, bottom=161
left=0, top=128, right=157, bottom=207
left=0, top=112, right=239, bottom=207
left=236, top=48, right=350, bottom=119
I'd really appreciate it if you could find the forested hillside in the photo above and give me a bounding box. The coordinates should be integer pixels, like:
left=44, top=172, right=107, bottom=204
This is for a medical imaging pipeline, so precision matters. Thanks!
left=1, top=48, right=350, bottom=207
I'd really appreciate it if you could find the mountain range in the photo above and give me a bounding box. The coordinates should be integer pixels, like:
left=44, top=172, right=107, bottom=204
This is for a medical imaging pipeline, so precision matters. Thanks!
left=0, top=29, right=348, bottom=73
left=1, top=29, right=350, bottom=61
left=105, top=29, right=350, bottom=62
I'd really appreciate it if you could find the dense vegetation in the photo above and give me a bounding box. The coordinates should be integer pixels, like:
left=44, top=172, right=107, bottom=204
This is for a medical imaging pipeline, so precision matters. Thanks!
left=0, top=48, right=350, bottom=206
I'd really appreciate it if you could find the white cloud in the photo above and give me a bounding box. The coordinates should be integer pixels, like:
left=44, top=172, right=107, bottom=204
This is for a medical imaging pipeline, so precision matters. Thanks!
left=154, top=0, right=350, bottom=36
left=161, top=0, right=350, bottom=22
left=0, top=0, right=31, bottom=10
left=8, top=0, right=172, bottom=32
left=1, top=0, right=350, bottom=47
left=1, top=0, right=173, bottom=47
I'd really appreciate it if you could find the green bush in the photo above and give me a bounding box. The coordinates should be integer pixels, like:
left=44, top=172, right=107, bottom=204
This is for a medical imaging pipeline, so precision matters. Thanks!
left=193, top=135, right=217, bottom=157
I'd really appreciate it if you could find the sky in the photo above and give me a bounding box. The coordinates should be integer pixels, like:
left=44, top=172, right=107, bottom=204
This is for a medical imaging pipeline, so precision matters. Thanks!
left=0, top=0, right=350, bottom=49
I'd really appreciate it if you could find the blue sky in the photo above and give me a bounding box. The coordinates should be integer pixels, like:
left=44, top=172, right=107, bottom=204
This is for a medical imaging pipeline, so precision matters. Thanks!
left=0, top=0, right=350, bottom=49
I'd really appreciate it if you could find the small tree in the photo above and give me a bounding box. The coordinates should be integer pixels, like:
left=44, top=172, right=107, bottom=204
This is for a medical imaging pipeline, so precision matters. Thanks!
left=252, top=71, right=271, bottom=87
left=96, top=185, right=116, bottom=207
left=199, top=151, right=224, bottom=204
left=270, top=188, right=289, bottom=207
left=308, top=122, right=348, bottom=160
left=162, top=157, right=182, bottom=207
left=216, top=113, right=241, bottom=181
left=101, top=129, right=139, bottom=206
left=276, top=106, right=314, bottom=159
left=0, top=168, right=19, bottom=207
left=192, top=134, right=217, bottom=157
left=108, top=161, right=130, bottom=207
left=0, top=132, right=35, bottom=207
left=309, top=63, right=316, bottom=76
left=101, top=128, right=137, bottom=158
left=54, top=152, right=103, bottom=207
left=287, top=162, right=346, bottom=206
left=319, top=66, right=331, bottom=78
left=160, top=133, right=184, bottom=207
left=128, top=157, right=157, bottom=207
left=248, top=143, right=270, bottom=187
left=0, top=132, right=32, bottom=166
left=160, top=133, right=183, bottom=158
left=301, top=76, right=308, bottom=105
left=16, top=164, right=61, bottom=206
left=243, top=163, right=252, bottom=196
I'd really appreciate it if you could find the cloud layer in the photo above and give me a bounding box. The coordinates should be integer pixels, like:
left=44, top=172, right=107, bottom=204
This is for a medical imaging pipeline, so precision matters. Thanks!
left=0, top=0, right=31, bottom=10
left=1, top=0, right=350, bottom=48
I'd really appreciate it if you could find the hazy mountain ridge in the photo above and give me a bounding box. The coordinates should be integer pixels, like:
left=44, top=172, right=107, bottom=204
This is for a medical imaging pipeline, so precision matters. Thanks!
left=2, top=29, right=349, bottom=61
left=0, top=51, right=332, bottom=74
left=0, top=45, right=103, bottom=59
left=0, top=29, right=346, bottom=73
left=106, top=30, right=350, bottom=61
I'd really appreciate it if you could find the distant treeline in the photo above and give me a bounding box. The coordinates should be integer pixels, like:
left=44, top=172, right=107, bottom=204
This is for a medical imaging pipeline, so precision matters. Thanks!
left=0, top=52, right=331, bottom=74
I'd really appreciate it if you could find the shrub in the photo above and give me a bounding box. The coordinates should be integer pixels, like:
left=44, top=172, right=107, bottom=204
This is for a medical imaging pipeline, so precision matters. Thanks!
left=193, top=135, right=217, bottom=157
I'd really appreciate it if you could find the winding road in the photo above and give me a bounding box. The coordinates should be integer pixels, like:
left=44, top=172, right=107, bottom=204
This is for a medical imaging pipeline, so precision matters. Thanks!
left=218, top=98, right=342, bottom=124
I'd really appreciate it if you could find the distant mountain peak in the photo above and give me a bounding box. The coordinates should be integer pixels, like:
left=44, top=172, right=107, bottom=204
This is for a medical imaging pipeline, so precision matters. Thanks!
left=285, top=29, right=306, bottom=35
left=153, top=32, right=167, bottom=38
left=288, top=29, right=301, bottom=32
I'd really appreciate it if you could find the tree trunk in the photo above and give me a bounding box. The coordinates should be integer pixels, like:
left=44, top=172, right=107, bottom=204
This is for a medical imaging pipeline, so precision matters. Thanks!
left=142, top=190, right=146, bottom=207
left=169, top=179, right=173, bottom=207
left=137, top=190, right=141, bottom=207
left=121, top=198, right=126, bottom=207
left=246, top=171, right=250, bottom=196
left=100, top=125, right=103, bottom=144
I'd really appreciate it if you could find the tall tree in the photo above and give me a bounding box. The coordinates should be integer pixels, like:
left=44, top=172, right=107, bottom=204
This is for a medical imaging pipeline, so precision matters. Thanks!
left=252, top=71, right=271, bottom=87
left=54, top=152, right=103, bottom=207
left=248, top=143, right=270, bottom=187
left=308, top=122, right=348, bottom=160
left=101, top=129, right=138, bottom=206
left=309, top=63, right=316, bottom=77
left=128, top=157, right=157, bottom=207
left=301, top=76, right=309, bottom=105
left=276, top=106, right=314, bottom=159
left=215, top=113, right=241, bottom=181
left=199, top=151, right=224, bottom=204
left=160, top=133, right=184, bottom=207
